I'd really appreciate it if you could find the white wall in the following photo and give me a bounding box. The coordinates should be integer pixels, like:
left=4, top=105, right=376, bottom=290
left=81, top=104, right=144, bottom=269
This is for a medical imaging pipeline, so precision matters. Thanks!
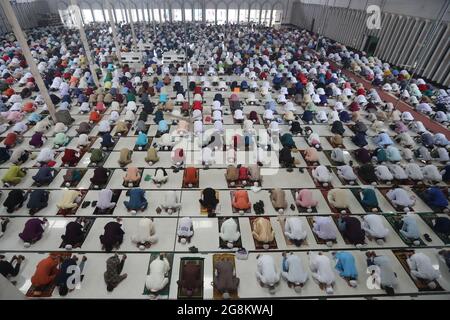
left=290, top=0, right=450, bottom=86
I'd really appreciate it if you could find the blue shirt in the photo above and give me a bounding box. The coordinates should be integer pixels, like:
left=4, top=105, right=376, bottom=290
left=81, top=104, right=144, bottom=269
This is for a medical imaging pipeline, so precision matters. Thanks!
left=136, top=132, right=148, bottom=146
left=425, top=187, right=448, bottom=208
left=158, top=120, right=169, bottom=132
left=125, top=188, right=147, bottom=209
left=401, top=215, right=420, bottom=239
left=373, top=133, right=393, bottom=147
left=335, top=252, right=358, bottom=279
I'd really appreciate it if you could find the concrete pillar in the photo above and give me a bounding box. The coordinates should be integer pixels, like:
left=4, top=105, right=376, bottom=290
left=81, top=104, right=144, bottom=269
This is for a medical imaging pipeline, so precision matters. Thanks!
left=0, top=0, right=57, bottom=122
left=126, top=6, right=138, bottom=49
left=70, top=0, right=100, bottom=88
left=106, top=0, right=121, bottom=62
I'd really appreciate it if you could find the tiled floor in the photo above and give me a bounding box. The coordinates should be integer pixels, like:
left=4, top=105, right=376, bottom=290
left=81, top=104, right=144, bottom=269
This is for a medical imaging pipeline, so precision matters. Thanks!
left=0, top=28, right=449, bottom=301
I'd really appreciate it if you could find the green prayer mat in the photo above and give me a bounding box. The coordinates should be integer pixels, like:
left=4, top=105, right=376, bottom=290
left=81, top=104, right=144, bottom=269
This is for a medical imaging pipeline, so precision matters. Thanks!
left=142, top=252, right=174, bottom=296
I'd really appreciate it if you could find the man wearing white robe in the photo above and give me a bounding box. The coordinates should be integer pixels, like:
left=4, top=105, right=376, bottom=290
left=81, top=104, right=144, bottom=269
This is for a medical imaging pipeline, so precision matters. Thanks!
left=145, top=254, right=171, bottom=293
left=255, top=254, right=280, bottom=291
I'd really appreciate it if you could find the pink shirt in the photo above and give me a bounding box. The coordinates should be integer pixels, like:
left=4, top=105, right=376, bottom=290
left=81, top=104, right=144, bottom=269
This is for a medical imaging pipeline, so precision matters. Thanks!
left=296, top=189, right=318, bottom=208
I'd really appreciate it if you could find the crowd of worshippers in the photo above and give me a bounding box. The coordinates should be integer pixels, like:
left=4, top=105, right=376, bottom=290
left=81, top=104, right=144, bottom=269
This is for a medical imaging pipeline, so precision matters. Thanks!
left=0, top=21, right=449, bottom=297
left=2, top=248, right=448, bottom=297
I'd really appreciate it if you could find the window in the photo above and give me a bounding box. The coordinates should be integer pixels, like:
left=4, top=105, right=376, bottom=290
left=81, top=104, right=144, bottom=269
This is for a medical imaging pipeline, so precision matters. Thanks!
left=173, top=9, right=182, bottom=21
left=153, top=9, right=160, bottom=22
left=239, top=8, right=248, bottom=23
left=260, top=9, right=270, bottom=26
left=92, top=9, right=105, bottom=22
left=185, top=9, right=192, bottom=21
left=228, top=9, right=238, bottom=23
left=217, top=9, right=226, bottom=24
left=115, top=9, right=124, bottom=22
left=82, top=9, right=94, bottom=23
left=131, top=8, right=137, bottom=22
left=194, top=8, right=202, bottom=21
left=249, top=9, right=259, bottom=23
left=143, top=8, right=149, bottom=22
left=206, top=9, right=215, bottom=23
left=272, top=10, right=282, bottom=25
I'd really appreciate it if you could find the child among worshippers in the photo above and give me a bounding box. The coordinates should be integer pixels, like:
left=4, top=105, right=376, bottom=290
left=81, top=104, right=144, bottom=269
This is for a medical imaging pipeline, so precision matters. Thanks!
left=177, top=217, right=194, bottom=244
left=104, top=253, right=128, bottom=292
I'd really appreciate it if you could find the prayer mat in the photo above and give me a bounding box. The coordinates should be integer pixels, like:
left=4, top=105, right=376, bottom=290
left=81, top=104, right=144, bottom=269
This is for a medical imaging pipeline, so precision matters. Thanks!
left=133, top=124, right=150, bottom=135
left=93, top=190, right=122, bottom=215
left=249, top=216, right=278, bottom=249
left=320, top=189, right=352, bottom=214
left=392, top=178, right=416, bottom=186
left=331, top=216, right=358, bottom=245
left=306, top=216, right=337, bottom=245
left=393, top=249, right=444, bottom=292
left=331, top=167, right=359, bottom=186
left=177, top=257, right=205, bottom=300
left=122, top=169, right=144, bottom=188
left=59, top=217, right=96, bottom=248
left=142, top=253, right=174, bottom=296
left=412, top=187, right=448, bottom=213
left=201, top=191, right=220, bottom=215
left=56, top=190, right=88, bottom=216
left=133, top=140, right=153, bottom=152
left=89, top=169, right=114, bottom=190
left=212, top=253, right=239, bottom=300
left=326, top=136, right=344, bottom=149
left=384, top=214, right=426, bottom=247
left=230, top=191, right=252, bottom=214
left=87, top=151, right=111, bottom=168
left=218, top=217, right=242, bottom=249
left=60, top=169, right=87, bottom=188
left=307, top=167, right=332, bottom=189
left=233, top=118, right=244, bottom=125
left=290, top=190, right=318, bottom=213
left=378, top=188, right=415, bottom=213
left=25, top=252, right=72, bottom=298
left=418, top=213, right=450, bottom=245
left=349, top=188, right=381, bottom=213
left=278, top=216, right=308, bottom=247
left=182, top=168, right=200, bottom=188
left=31, top=169, right=60, bottom=187
left=113, top=122, right=132, bottom=137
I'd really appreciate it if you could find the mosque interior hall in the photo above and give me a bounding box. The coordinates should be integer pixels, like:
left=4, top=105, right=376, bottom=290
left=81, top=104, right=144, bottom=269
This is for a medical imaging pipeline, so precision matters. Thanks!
left=0, top=0, right=450, bottom=300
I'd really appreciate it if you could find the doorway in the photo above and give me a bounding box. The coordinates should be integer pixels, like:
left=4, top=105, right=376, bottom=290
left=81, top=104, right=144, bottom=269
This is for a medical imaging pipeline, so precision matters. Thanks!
left=364, top=35, right=379, bottom=56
